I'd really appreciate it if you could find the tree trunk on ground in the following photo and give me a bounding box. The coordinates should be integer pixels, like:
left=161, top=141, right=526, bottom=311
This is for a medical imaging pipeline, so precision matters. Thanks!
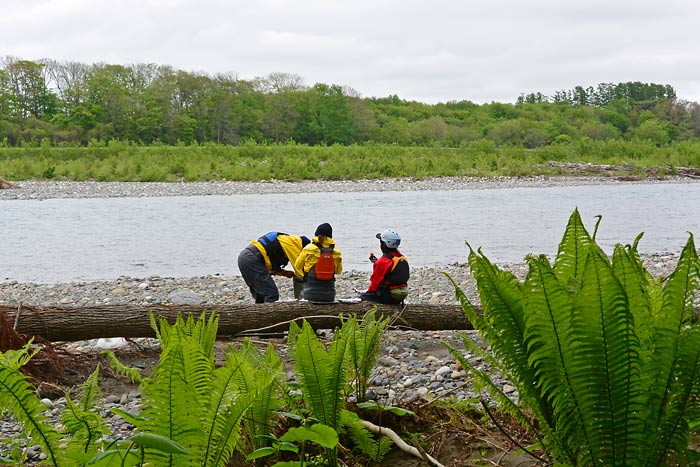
left=0, top=302, right=473, bottom=342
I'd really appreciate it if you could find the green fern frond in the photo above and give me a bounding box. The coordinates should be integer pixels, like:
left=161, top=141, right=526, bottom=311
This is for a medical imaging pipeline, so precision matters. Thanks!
left=444, top=341, right=530, bottom=425
left=553, top=207, right=593, bottom=286
left=0, top=365, right=62, bottom=467
left=523, top=254, right=583, bottom=463
left=570, top=245, right=644, bottom=465
left=643, top=328, right=700, bottom=465
left=340, top=409, right=392, bottom=462
left=183, top=311, right=219, bottom=361
left=612, top=244, right=655, bottom=368
left=138, top=341, right=207, bottom=464
left=443, top=271, right=483, bottom=330
left=221, top=340, right=283, bottom=453
left=77, top=364, right=103, bottom=410
left=178, top=328, right=216, bottom=406
left=326, top=324, right=350, bottom=428
left=61, top=393, right=110, bottom=455
left=448, top=333, right=507, bottom=383
left=60, top=365, right=110, bottom=456
left=102, top=350, right=143, bottom=384
left=149, top=310, right=164, bottom=344
left=346, top=309, right=389, bottom=403
left=291, top=321, right=348, bottom=431
left=203, top=388, right=251, bottom=467
left=645, top=235, right=700, bottom=443
left=466, top=249, right=528, bottom=375
left=0, top=339, right=39, bottom=368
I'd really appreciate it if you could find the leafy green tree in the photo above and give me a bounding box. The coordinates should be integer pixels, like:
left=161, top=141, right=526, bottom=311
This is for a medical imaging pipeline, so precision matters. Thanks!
left=1, top=57, right=58, bottom=120
left=635, top=118, right=670, bottom=146
left=85, top=64, right=136, bottom=140
left=293, top=83, right=354, bottom=145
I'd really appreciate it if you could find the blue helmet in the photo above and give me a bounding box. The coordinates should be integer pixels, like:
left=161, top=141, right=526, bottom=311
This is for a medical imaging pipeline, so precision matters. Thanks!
left=376, top=229, right=401, bottom=248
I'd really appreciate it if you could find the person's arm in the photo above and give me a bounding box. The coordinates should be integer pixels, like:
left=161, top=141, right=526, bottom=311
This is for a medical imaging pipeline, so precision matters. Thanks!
left=294, top=249, right=308, bottom=279
left=279, top=236, right=306, bottom=278
left=334, top=247, right=343, bottom=275
left=367, top=257, right=391, bottom=292
left=274, top=269, right=295, bottom=278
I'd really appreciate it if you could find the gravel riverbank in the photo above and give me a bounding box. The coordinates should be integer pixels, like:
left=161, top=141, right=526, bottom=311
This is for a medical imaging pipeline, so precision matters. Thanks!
left=1, top=174, right=697, bottom=201
left=0, top=176, right=691, bottom=463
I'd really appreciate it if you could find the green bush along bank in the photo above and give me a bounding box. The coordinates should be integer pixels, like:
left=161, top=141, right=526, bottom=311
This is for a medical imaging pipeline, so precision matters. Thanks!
left=1, top=140, right=699, bottom=182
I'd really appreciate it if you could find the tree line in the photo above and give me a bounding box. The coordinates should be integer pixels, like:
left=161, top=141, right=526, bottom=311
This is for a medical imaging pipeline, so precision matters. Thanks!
left=1, top=56, right=699, bottom=148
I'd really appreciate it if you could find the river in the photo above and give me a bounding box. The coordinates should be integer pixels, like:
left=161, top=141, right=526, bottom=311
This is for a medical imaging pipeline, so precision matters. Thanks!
left=2, top=182, right=699, bottom=283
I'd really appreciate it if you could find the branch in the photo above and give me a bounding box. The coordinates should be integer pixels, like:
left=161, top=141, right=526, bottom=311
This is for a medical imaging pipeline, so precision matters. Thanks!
left=480, top=399, right=548, bottom=464
left=360, top=419, right=446, bottom=467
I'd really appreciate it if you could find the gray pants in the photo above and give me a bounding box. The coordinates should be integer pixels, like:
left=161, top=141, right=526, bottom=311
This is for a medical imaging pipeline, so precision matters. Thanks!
left=237, top=245, right=279, bottom=303
left=301, top=277, right=336, bottom=303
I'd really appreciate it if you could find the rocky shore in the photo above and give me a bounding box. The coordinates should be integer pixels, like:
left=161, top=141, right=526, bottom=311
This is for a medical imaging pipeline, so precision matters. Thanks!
left=1, top=174, right=697, bottom=201
left=0, top=176, right=690, bottom=463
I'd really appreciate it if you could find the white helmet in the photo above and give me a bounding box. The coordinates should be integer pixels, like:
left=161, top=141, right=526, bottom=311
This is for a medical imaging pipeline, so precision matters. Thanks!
left=376, top=229, right=401, bottom=248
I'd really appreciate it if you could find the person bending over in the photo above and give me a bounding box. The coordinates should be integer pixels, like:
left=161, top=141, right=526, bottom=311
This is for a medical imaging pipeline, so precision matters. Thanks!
left=295, top=222, right=343, bottom=303
left=238, top=231, right=310, bottom=303
left=360, top=228, right=409, bottom=305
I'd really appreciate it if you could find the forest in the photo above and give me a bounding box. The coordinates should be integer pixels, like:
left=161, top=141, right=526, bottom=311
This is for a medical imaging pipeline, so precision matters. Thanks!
left=1, top=56, right=699, bottom=149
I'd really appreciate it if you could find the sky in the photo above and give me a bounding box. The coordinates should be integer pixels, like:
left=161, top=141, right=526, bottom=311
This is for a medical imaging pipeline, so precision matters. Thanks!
left=2, top=0, right=700, bottom=104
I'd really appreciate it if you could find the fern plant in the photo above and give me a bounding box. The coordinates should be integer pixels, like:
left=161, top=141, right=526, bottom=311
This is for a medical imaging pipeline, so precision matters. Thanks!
left=113, top=311, right=254, bottom=467
left=286, top=313, right=395, bottom=466
left=345, top=309, right=390, bottom=403
left=0, top=359, right=64, bottom=466
left=445, top=208, right=700, bottom=466
left=287, top=320, right=348, bottom=467
left=60, top=365, right=112, bottom=464
left=224, top=338, right=286, bottom=459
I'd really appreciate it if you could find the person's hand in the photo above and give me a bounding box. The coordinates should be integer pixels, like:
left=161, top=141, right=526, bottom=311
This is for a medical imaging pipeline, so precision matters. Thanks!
left=277, top=269, right=295, bottom=278
left=369, top=252, right=377, bottom=263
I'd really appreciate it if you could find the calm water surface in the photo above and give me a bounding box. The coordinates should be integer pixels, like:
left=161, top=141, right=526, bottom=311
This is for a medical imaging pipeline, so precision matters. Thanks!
left=2, top=183, right=699, bottom=283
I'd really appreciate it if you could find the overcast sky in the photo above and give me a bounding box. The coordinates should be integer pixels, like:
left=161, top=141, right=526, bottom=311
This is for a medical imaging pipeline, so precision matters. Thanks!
left=3, top=0, right=700, bottom=104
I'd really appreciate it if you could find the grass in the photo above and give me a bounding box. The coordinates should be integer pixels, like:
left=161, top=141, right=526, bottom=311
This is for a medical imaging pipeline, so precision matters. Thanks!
left=1, top=140, right=699, bottom=182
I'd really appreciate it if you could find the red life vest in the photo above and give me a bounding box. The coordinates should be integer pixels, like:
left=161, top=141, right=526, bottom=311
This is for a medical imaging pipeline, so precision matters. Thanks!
left=311, top=243, right=335, bottom=281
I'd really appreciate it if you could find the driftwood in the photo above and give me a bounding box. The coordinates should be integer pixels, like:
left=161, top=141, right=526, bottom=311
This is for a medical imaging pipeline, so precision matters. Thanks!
left=0, top=301, right=473, bottom=342
left=0, top=177, right=18, bottom=189
left=547, top=161, right=700, bottom=179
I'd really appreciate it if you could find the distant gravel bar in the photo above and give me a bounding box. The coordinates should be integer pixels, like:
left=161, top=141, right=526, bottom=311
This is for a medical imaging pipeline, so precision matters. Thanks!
left=1, top=174, right=697, bottom=200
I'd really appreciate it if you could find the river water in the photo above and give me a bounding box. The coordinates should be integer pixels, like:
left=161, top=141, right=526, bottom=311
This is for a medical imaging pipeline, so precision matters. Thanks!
left=2, top=182, right=699, bottom=283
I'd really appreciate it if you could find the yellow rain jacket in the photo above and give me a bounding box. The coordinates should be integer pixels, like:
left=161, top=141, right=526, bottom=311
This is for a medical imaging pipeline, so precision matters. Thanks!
left=295, top=236, right=343, bottom=280
left=252, top=234, right=306, bottom=277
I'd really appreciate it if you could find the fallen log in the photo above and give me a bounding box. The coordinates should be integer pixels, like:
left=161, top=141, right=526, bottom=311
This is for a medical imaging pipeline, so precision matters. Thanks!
left=1, top=301, right=473, bottom=342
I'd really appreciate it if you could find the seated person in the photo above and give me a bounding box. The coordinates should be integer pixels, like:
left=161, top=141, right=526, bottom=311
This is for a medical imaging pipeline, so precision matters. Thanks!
left=295, top=223, right=343, bottom=303
left=360, top=228, right=409, bottom=305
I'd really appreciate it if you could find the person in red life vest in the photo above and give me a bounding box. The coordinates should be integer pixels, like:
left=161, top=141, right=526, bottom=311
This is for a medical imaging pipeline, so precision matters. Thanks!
left=295, top=223, right=343, bottom=303
left=237, top=232, right=310, bottom=303
left=360, top=228, right=410, bottom=305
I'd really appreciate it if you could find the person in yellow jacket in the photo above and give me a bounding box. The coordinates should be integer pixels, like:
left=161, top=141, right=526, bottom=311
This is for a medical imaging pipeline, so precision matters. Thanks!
left=238, top=232, right=310, bottom=303
left=295, top=223, right=343, bottom=303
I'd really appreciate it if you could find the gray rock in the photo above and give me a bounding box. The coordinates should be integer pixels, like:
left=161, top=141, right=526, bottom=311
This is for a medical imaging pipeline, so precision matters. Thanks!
left=167, top=289, right=203, bottom=304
